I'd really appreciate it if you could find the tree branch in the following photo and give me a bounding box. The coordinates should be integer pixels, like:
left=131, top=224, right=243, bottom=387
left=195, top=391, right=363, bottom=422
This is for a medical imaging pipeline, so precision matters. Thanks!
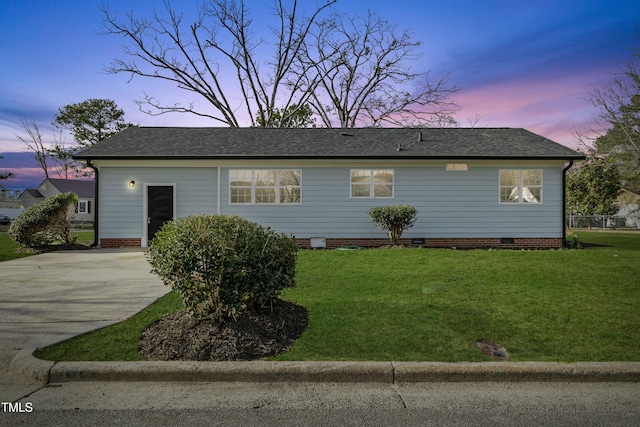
left=303, top=10, right=458, bottom=128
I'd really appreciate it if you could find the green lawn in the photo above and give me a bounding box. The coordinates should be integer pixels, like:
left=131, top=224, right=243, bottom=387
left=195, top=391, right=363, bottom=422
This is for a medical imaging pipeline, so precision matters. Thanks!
left=33, top=231, right=640, bottom=362
left=0, top=232, right=33, bottom=262
left=0, top=231, right=94, bottom=262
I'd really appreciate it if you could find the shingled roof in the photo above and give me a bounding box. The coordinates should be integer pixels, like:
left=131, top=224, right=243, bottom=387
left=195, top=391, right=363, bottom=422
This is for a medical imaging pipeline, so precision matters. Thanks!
left=73, top=127, right=584, bottom=160
left=47, top=178, right=94, bottom=198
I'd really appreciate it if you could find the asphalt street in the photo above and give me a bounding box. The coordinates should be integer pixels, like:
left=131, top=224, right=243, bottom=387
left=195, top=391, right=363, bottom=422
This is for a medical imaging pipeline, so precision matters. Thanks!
left=3, top=381, right=640, bottom=426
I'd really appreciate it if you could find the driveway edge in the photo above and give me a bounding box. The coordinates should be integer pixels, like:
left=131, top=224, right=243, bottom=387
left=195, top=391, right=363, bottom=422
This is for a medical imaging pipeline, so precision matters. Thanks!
left=9, top=350, right=53, bottom=385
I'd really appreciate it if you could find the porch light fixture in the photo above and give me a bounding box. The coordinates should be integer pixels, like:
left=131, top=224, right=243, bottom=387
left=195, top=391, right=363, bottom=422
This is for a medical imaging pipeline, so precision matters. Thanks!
left=129, top=180, right=136, bottom=187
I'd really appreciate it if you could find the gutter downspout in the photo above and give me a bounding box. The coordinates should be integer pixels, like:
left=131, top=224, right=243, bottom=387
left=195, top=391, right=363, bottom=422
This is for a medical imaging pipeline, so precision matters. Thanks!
left=562, top=160, right=574, bottom=247
left=86, top=159, right=99, bottom=247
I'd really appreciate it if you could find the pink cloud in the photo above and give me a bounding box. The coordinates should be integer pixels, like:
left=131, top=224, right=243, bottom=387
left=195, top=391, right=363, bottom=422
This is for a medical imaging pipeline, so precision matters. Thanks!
left=1, top=167, right=45, bottom=190
left=452, top=70, right=608, bottom=150
left=1, top=151, right=92, bottom=191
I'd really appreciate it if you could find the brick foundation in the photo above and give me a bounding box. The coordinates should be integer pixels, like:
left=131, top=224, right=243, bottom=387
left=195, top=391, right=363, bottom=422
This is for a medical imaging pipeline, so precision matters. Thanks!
left=296, top=237, right=563, bottom=250
left=100, top=238, right=142, bottom=248
left=100, top=237, right=563, bottom=250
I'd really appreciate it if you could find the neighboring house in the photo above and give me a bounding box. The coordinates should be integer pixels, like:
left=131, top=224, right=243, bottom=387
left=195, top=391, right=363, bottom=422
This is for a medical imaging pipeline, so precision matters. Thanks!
left=615, top=189, right=640, bottom=228
left=73, top=127, right=584, bottom=249
left=20, top=178, right=95, bottom=225
left=18, top=188, right=44, bottom=209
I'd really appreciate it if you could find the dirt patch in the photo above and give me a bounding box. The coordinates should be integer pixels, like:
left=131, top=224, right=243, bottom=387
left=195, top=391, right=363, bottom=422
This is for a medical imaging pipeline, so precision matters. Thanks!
left=476, top=339, right=509, bottom=361
left=139, top=300, right=308, bottom=361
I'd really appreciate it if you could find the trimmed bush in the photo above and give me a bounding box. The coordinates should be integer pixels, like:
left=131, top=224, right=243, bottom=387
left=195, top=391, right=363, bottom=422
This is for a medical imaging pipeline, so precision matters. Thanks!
left=369, top=205, right=418, bottom=245
left=9, top=192, right=78, bottom=248
left=147, top=214, right=298, bottom=321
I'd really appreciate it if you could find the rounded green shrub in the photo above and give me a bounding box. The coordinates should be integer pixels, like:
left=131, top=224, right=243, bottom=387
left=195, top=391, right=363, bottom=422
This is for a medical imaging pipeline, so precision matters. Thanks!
left=369, top=204, right=418, bottom=245
left=9, top=192, right=78, bottom=248
left=147, top=214, right=299, bottom=320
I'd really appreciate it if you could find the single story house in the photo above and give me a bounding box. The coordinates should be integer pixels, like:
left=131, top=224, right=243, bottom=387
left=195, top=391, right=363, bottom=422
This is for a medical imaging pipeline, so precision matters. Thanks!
left=20, top=178, right=95, bottom=225
left=73, top=127, right=584, bottom=249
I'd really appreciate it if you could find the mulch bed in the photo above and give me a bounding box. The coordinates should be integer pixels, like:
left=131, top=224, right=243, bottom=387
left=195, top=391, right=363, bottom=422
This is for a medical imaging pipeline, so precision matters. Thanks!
left=139, top=300, right=308, bottom=361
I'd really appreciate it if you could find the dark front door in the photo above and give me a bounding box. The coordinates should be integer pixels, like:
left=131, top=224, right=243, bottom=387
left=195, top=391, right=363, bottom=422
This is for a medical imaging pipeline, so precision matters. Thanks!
left=147, top=186, right=174, bottom=243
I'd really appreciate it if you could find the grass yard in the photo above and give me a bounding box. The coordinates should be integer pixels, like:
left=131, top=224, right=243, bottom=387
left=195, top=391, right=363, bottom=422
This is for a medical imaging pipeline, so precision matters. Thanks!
left=0, top=232, right=32, bottom=262
left=33, top=231, right=640, bottom=362
left=279, top=231, right=639, bottom=362
left=0, top=231, right=94, bottom=262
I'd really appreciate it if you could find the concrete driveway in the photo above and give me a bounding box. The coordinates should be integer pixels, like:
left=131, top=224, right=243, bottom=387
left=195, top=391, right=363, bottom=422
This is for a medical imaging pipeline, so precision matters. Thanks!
left=0, top=249, right=168, bottom=399
left=0, top=249, right=168, bottom=351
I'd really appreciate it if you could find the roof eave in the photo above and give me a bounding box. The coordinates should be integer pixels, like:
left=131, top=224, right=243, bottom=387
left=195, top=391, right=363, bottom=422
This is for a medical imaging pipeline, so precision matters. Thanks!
left=74, top=154, right=586, bottom=161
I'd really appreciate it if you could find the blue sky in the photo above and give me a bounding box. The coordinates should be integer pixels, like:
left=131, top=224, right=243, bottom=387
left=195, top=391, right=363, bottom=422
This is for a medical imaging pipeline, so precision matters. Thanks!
left=1, top=0, right=639, bottom=190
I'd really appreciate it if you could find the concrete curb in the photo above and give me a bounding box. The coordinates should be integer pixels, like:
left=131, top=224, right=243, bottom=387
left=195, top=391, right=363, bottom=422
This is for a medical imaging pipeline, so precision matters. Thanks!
left=14, top=351, right=640, bottom=383
left=392, top=361, right=640, bottom=382
left=50, top=361, right=393, bottom=383
left=8, top=350, right=54, bottom=385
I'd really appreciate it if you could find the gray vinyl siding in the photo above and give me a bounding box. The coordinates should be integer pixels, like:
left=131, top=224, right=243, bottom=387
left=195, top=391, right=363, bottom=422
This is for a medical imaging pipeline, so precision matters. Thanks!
left=399, top=166, right=562, bottom=238
left=98, top=164, right=564, bottom=243
left=221, top=167, right=350, bottom=237
left=98, top=167, right=217, bottom=240
left=220, top=166, right=564, bottom=239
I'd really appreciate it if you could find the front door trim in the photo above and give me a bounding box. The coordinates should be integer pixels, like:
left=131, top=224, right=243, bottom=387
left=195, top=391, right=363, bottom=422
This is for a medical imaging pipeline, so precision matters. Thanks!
left=143, top=183, right=177, bottom=247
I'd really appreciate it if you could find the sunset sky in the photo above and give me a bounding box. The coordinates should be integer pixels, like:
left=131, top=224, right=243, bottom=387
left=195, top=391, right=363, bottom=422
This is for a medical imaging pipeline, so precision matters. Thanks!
left=1, top=0, right=639, bottom=191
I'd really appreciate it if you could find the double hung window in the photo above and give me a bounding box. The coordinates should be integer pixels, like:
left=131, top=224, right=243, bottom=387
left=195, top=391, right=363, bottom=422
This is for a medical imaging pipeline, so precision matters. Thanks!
left=499, top=170, right=542, bottom=203
left=76, top=200, right=91, bottom=214
left=230, top=169, right=301, bottom=204
left=350, top=169, right=394, bottom=198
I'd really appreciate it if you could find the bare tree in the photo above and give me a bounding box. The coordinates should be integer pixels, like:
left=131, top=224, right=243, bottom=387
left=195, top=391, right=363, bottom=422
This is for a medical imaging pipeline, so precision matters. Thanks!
left=590, top=50, right=640, bottom=134
left=300, top=10, right=459, bottom=128
left=102, top=1, right=458, bottom=129
left=48, top=137, right=74, bottom=180
left=587, top=46, right=640, bottom=190
left=17, top=120, right=88, bottom=180
left=102, top=0, right=334, bottom=127
left=16, top=118, right=50, bottom=178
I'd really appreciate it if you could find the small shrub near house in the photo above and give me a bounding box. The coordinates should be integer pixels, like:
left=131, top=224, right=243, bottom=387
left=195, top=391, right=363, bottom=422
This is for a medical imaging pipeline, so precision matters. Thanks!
left=369, top=205, right=418, bottom=245
left=147, top=214, right=298, bottom=321
left=9, top=192, right=78, bottom=248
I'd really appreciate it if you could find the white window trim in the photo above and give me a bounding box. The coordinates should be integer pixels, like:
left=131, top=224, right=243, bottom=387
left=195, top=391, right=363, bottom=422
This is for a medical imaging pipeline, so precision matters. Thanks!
left=350, top=169, right=395, bottom=199
left=77, top=200, right=89, bottom=214
left=499, top=169, right=543, bottom=204
left=229, top=169, right=302, bottom=205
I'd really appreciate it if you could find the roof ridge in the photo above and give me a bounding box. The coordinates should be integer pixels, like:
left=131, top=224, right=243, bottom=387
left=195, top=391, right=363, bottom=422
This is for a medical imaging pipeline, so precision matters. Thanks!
left=73, top=127, right=584, bottom=161
left=47, top=177, right=92, bottom=182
